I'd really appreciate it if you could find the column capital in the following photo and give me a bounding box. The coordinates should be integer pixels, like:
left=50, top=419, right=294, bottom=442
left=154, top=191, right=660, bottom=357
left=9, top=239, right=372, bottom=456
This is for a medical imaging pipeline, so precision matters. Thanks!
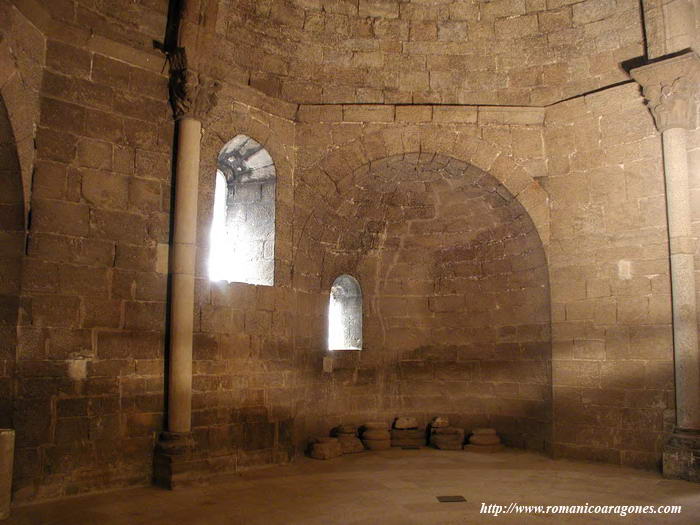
left=631, top=51, right=700, bottom=132
left=168, top=47, right=220, bottom=122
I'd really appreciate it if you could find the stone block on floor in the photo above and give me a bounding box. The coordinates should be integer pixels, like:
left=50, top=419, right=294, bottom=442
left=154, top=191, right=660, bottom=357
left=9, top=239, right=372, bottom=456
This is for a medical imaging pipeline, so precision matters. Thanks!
left=391, top=428, right=425, bottom=447
left=430, top=427, right=465, bottom=450
left=361, top=422, right=391, bottom=450
left=430, top=416, right=449, bottom=428
left=465, top=428, right=504, bottom=453
left=393, top=416, right=418, bottom=429
left=310, top=437, right=343, bottom=460
left=363, top=438, right=391, bottom=451
left=337, top=435, right=365, bottom=454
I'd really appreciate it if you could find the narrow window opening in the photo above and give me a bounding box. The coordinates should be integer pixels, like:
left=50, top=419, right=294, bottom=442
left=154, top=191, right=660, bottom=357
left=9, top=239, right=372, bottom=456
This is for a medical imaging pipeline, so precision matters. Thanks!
left=209, top=135, right=276, bottom=285
left=328, top=274, right=363, bottom=351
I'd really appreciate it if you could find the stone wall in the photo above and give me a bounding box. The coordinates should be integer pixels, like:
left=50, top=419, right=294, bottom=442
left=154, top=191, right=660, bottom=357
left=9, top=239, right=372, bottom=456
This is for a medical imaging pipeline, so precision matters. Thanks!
left=0, top=0, right=688, bottom=507
left=293, top=154, right=551, bottom=451
left=0, top=96, right=23, bottom=430
left=190, top=86, right=299, bottom=472
left=544, top=83, right=674, bottom=469
left=290, top=107, right=551, bottom=450
left=642, top=0, right=700, bottom=59
left=0, top=0, right=47, bottom=218
left=217, top=0, right=644, bottom=105
left=12, top=10, right=174, bottom=500
left=41, top=0, right=168, bottom=56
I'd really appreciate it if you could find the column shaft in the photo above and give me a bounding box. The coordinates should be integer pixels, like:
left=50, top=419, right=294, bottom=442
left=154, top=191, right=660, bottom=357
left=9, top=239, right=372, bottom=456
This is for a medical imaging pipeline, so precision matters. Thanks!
left=168, top=116, right=201, bottom=434
left=662, top=127, right=700, bottom=431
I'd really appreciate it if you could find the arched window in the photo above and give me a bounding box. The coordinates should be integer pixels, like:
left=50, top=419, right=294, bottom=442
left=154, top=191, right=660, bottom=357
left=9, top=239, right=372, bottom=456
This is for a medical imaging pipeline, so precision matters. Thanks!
left=328, top=275, right=362, bottom=350
left=209, top=135, right=276, bottom=285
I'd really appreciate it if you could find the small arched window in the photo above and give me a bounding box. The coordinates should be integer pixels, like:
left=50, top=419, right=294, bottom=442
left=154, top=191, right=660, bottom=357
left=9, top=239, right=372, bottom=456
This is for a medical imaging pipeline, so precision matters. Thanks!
left=209, top=135, right=276, bottom=285
left=328, top=275, right=362, bottom=350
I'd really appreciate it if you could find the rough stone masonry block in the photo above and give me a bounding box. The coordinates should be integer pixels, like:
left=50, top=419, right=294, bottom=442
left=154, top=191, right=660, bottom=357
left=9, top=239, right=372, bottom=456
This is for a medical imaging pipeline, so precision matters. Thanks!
left=58, top=264, right=109, bottom=297
left=97, top=331, right=163, bottom=359
left=40, top=98, right=86, bottom=136
left=494, top=14, right=539, bottom=39
left=553, top=360, right=600, bottom=388
left=479, top=107, right=545, bottom=126
left=124, top=302, right=166, bottom=331
left=81, top=297, right=121, bottom=329
left=115, top=243, right=156, bottom=272
left=76, top=138, right=113, bottom=170
left=410, top=20, right=438, bottom=40
left=572, top=0, right=616, bottom=25
left=31, top=161, right=67, bottom=200
left=433, top=106, right=477, bottom=123
left=90, top=209, right=149, bottom=244
left=129, top=178, right=162, bottom=213
left=512, top=128, right=544, bottom=159
left=92, top=54, right=131, bottom=91
left=28, top=233, right=115, bottom=267
left=31, top=295, right=80, bottom=328
left=85, top=109, right=124, bottom=144
left=31, top=200, right=89, bottom=237
left=438, top=21, right=468, bottom=41
left=343, top=105, right=395, bottom=123
left=359, top=0, right=399, bottom=18
left=297, top=105, right=344, bottom=123
left=395, top=105, right=432, bottom=122
left=46, top=40, right=91, bottom=78
left=396, top=72, right=429, bottom=94
left=82, top=171, right=129, bottom=209
left=538, top=7, right=573, bottom=33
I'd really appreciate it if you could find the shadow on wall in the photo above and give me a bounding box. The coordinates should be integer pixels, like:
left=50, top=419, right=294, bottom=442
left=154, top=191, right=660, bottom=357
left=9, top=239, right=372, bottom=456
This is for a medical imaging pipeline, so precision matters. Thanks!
left=294, top=153, right=552, bottom=452
left=0, top=94, right=25, bottom=428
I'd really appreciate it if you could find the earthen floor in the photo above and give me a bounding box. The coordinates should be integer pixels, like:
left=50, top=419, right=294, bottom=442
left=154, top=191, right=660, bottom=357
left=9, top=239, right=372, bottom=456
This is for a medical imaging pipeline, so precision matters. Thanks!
left=6, top=449, right=700, bottom=524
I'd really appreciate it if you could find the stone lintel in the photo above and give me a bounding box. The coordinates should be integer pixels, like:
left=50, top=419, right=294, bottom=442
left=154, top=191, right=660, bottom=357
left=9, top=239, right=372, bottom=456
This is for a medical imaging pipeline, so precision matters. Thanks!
left=630, top=51, right=700, bottom=132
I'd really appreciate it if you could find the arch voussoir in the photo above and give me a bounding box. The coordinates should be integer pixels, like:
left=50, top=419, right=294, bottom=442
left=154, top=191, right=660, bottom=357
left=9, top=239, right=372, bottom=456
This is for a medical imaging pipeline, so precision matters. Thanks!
left=307, top=129, right=550, bottom=248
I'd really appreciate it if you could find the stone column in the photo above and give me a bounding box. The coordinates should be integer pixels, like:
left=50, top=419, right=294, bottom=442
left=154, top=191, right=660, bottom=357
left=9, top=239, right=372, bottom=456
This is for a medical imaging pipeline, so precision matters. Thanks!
left=168, top=115, right=200, bottom=435
left=154, top=47, right=219, bottom=489
left=632, top=51, right=700, bottom=482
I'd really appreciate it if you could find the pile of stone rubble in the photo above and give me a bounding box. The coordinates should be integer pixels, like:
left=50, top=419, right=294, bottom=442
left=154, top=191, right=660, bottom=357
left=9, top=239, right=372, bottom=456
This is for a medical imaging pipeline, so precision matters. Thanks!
left=309, top=416, right=504, bottom=459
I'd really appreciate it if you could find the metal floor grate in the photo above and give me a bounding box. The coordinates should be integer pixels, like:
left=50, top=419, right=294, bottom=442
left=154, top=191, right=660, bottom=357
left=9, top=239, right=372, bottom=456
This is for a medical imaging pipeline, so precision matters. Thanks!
left=436, top=496, right=467, bottom=503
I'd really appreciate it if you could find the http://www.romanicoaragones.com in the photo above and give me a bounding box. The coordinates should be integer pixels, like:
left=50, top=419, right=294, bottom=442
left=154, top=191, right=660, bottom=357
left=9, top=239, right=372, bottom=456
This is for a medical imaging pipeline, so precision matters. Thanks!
left=480, top=502, right=682, bottom=518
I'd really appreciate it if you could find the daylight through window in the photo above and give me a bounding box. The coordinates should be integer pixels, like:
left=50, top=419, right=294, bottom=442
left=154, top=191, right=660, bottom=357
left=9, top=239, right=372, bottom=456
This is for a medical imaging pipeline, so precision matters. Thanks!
left=328, top=274, right=363, bottom=350
left=209, top=135, right=276, bottom=285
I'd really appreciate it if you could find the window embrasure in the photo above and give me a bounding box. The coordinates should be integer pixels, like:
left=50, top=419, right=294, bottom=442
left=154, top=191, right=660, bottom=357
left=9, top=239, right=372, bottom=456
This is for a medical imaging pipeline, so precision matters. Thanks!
left=209, top=135, right=276, bottom=286
left=328, top=274, right=363, bottom=351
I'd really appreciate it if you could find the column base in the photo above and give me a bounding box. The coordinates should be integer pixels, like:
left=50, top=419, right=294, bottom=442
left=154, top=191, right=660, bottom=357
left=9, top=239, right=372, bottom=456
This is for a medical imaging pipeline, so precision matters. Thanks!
left=153, top=431, right=198, bottom=490
left=662, top=428, right=700, bottom=483
left=153, top=431, right=239, bottom=489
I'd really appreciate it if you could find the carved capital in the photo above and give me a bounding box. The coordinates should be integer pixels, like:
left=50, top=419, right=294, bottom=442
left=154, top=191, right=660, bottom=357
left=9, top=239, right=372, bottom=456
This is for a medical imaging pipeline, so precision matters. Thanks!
left=168, top=47, right=220, bottom=121
left=631, top=51, right=700, bottom=132
left=644, top=76, right=699, bottom=132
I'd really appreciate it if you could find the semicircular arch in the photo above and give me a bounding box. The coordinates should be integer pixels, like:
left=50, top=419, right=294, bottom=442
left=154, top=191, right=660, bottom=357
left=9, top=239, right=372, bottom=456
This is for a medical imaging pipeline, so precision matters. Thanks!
left=302, top=128, right=550, bottom=248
